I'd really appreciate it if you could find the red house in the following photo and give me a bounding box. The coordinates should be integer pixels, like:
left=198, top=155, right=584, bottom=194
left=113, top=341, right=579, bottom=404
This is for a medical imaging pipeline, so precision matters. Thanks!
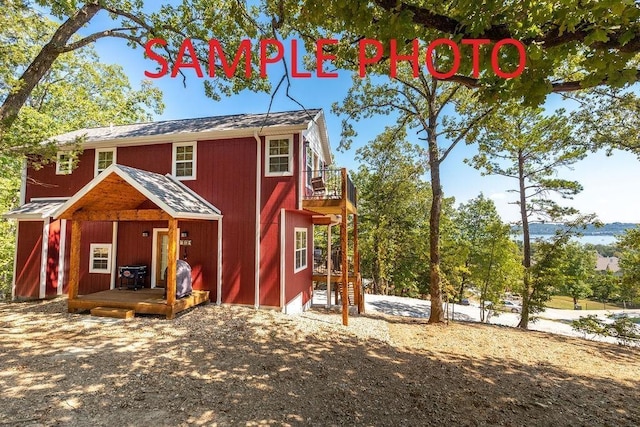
left=6, top=109, right=361, bottom=321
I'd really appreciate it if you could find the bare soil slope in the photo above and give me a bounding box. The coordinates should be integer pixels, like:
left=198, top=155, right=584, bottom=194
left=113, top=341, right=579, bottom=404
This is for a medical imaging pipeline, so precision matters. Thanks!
left=1, top=298, right=638, bottom=426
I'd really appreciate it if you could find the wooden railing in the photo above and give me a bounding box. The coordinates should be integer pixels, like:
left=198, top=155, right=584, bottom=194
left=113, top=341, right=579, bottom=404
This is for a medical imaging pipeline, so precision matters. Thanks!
left=304, top=168, right=357, bottom=207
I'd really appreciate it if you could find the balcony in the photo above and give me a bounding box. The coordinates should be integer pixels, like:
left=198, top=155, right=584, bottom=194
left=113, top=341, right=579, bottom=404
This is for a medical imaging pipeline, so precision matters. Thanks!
left=302, top=168, right=357, bottom=215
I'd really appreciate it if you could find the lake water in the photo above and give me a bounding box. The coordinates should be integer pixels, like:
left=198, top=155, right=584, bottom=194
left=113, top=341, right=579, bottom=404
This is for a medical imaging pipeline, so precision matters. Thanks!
left=515, top=234, right=618, bottom=246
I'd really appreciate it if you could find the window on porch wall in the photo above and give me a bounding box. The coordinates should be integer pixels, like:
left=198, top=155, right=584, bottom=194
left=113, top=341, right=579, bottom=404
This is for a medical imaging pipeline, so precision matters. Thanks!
left=89, top=243, right=112, bottom=274
left=295, top=228, right=307, bottom=272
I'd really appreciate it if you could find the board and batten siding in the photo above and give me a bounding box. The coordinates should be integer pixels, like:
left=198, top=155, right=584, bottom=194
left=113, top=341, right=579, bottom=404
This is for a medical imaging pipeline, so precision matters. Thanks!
left=14, top=221, right=43, bottom=299
left=284, top=210, right=313, bottom=309
left=186, top=137, right=258, bottom=306
left=259, top=134, right=301, bottom=307
left=78, top=221, right=113, bottom=295
left=26, top=150, right=96, bottom=200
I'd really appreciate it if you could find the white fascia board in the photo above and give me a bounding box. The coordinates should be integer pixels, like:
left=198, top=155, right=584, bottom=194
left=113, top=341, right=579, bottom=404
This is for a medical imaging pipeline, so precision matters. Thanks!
left=173, top=213, right=223, bottom=221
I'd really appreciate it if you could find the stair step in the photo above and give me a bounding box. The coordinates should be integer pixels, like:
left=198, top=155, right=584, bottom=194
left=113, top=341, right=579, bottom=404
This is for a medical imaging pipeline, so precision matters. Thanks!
left=90, top=307, right=134, bottom=319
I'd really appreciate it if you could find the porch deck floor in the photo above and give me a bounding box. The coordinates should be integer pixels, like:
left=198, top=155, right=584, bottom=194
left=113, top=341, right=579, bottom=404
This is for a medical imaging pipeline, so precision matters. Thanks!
left=68, top=288, right=210, bottom=319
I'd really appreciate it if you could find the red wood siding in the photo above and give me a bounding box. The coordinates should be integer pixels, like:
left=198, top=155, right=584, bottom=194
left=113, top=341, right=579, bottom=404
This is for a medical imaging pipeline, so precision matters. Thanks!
left=177, top=220, right=218, bottom=300
left=185, top=137, right=257, bottom=305
left=115, top=220, right=218, bottom=300
left=14, top=221, right=43, bottom=299
left=26, top=150, right=95, bottom=200
left=284, top=211, right=313, bottom=305
left=45, top=219, right=61, bottom=296
left=260, top=134, right=300, bottom=307
left=78, top=221, right=113, bottom=295
left=116, top=221, right=165, bottom=288
left=117, top=144, right=172, bottom=174
left=62, top=221, right=71, bottom=294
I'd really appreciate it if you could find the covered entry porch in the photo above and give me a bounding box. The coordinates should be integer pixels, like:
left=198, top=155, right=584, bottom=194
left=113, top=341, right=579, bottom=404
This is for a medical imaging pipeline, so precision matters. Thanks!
left=52, top=164, right=222, bottom=319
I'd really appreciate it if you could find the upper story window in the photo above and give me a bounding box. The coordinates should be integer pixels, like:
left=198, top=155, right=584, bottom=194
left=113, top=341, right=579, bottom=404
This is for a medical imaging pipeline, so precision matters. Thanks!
left=265, top=136, right=293, bottom=177
left=56, top=152, right=73, bottom=175
left=95, top=148, right=116, bottom=176
left=306, top=146, right=318, bottom=187
left=172, top=141, right=197, bottom=180
left=89, top=243, right=112, bottom=274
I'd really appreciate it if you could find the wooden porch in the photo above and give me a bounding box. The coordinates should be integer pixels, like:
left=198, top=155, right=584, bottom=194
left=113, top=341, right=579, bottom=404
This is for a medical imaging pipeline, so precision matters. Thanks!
left=303, top=168, right=362, bottom=325
left=68, top=288, right=210, bottom=319
left=51, top=165, right=222, bottom=320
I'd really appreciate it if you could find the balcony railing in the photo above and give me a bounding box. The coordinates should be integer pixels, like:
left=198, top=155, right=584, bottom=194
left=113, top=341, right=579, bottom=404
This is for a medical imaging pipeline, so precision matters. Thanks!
left=303, top=168, right=357, bottom=208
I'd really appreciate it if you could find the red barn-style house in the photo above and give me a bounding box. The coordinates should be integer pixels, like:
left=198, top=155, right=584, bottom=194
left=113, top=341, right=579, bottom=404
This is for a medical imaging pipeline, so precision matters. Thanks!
left=6, top=109, right=361, bottom=323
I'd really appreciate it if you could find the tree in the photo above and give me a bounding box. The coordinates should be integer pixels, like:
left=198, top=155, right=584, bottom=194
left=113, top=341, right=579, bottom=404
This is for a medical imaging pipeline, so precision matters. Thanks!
left=0, top=17, right=164, bottom=297
left=293, top=0, right=640, bottom=103
left=557, top=242, right=596, bottom=307
left=592, top=270, right=620, bottom=309
left=569, top=89, right=640, bottom=157
left=352, top=127, right=431, bottom=297
left=469, top=106, right=594, bottom=328
left=448, top=195, right=521, bottom=322
left=1, top=0, right=268, bottom=141
left=617, top=227, right=640, bottom=307
left=335, top=68, right=493, bottom=323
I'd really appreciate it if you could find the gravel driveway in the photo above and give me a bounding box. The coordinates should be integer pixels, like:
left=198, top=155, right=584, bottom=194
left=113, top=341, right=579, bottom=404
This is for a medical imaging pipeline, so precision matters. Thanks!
left=364, top=294, right=640, bottom=344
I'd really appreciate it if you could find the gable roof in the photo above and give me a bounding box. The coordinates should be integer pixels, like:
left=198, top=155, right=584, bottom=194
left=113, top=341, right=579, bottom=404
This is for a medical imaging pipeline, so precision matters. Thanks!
left=52, top=109, right=323, bottom=145
left=52, top=164, right=221, bottom=220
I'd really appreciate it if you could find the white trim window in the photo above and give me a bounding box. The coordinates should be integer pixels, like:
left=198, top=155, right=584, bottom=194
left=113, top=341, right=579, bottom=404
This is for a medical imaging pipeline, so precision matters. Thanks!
left=56, top=152, right=73, bottom=175
left=265, top=136, right=293, bottom=176
left=294, top=227, right=308, bottom=272
left=95, top=148, right=116, bottom=176
left=172, top=141, right=197, bottom=180
left=89, top=243, right=112, bottom=274
left=305, top=145, right=314, bottom=187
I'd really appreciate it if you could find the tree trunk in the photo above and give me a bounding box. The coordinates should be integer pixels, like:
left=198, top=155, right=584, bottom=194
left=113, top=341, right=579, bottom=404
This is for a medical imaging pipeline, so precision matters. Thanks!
left=458, top=261, right=469, bottom=303
left=427, top=115, right=445, bottom=323
left=517, top=150, right=532, bottom=329
left=0, top=3, right=102, bottom=132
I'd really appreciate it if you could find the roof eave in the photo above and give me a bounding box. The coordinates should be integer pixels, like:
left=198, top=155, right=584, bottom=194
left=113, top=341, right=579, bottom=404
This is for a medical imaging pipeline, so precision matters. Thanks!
left=54, top=124, right=311, bottom=150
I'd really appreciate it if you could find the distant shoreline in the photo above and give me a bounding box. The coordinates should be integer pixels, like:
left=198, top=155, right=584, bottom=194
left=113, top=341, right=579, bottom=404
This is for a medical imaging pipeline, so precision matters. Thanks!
left=511, top=222, right=637, bottom=237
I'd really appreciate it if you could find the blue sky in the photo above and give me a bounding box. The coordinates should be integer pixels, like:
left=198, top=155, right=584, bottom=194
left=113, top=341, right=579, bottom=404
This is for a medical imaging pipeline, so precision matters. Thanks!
left=84, top=12, right=640, bottom=224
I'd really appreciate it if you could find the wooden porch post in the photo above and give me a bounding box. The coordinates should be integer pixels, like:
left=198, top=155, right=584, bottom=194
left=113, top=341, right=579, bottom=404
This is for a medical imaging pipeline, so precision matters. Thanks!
left=341, top=168, right=348, bottom=326
left=354, top=213, right=362, bottom=313
left=68, top=220, right=81, bottom=310
left=326, top=223, right=331, bottom=309
left=166, top=218, right=178, bottom=312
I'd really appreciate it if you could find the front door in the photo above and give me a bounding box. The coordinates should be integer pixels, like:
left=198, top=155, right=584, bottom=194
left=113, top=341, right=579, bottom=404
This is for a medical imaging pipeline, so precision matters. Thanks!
left=155, top=231, right=169, bottom=288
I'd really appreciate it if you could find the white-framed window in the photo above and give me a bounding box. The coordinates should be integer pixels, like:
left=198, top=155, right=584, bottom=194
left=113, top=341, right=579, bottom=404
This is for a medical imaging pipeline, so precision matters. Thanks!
left=89, top=243, right=112, bottom=274
left=294, top=227, right=308, bottom=273
left=94, top=148, right=116, bottom=176
left=56, top=152, right=73, bottom=175
left=306, top=146, right=314, bottom=187
left=172, top=141, right=197, bottom=180
left=265, top=136, right=293, bottom=176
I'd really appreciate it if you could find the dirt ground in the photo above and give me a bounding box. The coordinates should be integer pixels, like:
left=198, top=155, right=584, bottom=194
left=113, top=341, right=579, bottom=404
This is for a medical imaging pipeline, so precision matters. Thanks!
left=1, top=298, right=638, bottom=426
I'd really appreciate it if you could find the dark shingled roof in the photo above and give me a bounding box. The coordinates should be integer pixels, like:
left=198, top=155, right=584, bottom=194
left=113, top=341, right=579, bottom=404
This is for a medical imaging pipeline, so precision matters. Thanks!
left=51, top=109, right=322, bottom=144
